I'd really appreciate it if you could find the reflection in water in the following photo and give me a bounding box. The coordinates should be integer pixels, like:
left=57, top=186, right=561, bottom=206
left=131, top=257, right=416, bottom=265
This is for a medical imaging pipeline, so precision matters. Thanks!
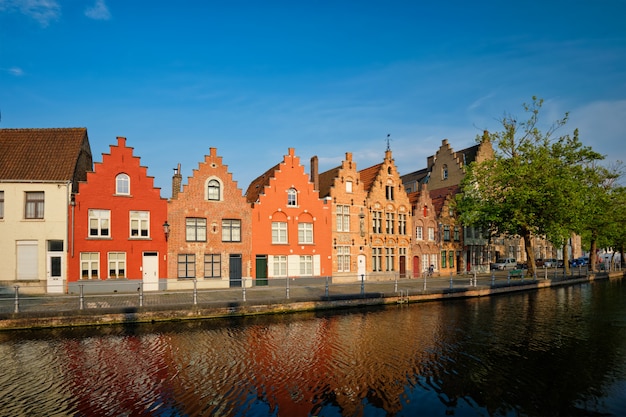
left=1, top=278, right=625, bottom=416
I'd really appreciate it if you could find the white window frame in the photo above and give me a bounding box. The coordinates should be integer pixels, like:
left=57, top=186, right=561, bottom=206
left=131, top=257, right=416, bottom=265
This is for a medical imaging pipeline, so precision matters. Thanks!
left=272, top=221, right=288, bottom=244
left=298, top=222, right=313, bottom=244
left=385, top=247, right=395, bottom=272
left=385, top=212, right=395, bottom=234
left=299, top=255, right=313, bottom=276
left=207, top=178, right=221, bottom=201
left=287, top=188, right=297, bottom=207
left=337, top=205, right=350, bottom=232
left=398, top=213, right=406, bottom=235
left=272, top=255, right=287, bottom=277
left=428, top=227, right=435, bottom=241
left=337, top=246, right=351, bottom=272
left=80, top=252, right=100, bottom=280
left=416, top=226, right=423, bottom=240
left=108, top=252, right=126, bottom=279
left=130, top=211, right=150, bottom=238
left=89, top=209, right=110, bottom=237
left=116, top=173, right=130, bottom=195
left=345, top=181, right=353, bottom=193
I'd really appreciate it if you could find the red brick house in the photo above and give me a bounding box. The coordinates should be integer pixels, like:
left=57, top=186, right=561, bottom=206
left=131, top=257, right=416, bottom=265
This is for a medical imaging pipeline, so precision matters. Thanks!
left=245, top=148, right=332, bottom=283
left=167, top=147, right=252, bottom=289
left=407, top=183, right=440, bottom=277
left=69, top=136, right=167, bottom=292
left=316, top=152, right=369, bottom=282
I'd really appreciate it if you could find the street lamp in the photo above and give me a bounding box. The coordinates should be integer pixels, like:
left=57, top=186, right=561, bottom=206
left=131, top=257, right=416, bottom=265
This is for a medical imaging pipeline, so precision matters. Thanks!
left=163, top=221, right=170, bottom=241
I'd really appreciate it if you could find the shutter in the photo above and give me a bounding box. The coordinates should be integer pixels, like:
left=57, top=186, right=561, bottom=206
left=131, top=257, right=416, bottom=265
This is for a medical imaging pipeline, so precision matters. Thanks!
left=17, top=241, right=38, bottom=280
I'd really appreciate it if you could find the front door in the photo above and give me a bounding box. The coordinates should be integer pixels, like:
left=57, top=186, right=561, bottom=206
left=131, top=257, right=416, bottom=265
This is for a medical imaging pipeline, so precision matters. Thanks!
left=229, top=254, right=242, bottom=288
left=256, top=255, right=268, bottom=286
left=413, top=256, right=420, bottom=278
left=399, top=256, right=406, bottom=278
left=357, top=254, right=366, bottom=281
left=142, top=252, right=159, bottom=291
left=46, top=240, right=64, bottom=293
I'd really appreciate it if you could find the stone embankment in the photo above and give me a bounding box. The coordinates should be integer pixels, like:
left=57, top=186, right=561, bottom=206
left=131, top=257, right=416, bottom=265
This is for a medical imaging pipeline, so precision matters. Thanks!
left=0, top=271, right=623, bottom=331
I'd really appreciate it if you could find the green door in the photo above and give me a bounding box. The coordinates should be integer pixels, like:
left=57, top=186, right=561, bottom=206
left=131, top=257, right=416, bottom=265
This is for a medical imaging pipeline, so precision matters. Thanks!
left=256, top=255, right=268, bottom=286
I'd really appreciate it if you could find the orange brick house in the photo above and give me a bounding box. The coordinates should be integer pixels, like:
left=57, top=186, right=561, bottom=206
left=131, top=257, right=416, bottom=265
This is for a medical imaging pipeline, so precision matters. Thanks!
left=358, top=148, right=412, bottom=279
left=407, top=183, right=440, bottom=277
left=167, top=148, right=252, bottom=289
left=430, top=185, right=464, bottom=275
left=316, top=152, right=369, bottom=282
left=69, top=136, right=167, bottom=292
left=245, top=148, right=332, bottom=283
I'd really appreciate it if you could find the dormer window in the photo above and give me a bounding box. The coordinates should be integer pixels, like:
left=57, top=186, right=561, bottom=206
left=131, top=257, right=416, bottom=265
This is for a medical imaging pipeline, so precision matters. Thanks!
left=287, top=188, right=297, bottom=206
left=116, top=174, right=130, bottom=195
left=207, top=179, right=221, bottom=201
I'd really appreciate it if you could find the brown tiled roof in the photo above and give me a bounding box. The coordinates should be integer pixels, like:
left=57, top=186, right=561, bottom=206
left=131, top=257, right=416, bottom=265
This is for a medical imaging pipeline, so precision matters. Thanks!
left=429, top=185, right=460, bottom=217
left=456, top=143, right=480, bottom=166
left=317, top=166, right=340, bottom=198
left=245, top=163, right=281, bottom=203
left=0, top=128, right=89, bottom=181
left=359, top=163, right=382, bottom=193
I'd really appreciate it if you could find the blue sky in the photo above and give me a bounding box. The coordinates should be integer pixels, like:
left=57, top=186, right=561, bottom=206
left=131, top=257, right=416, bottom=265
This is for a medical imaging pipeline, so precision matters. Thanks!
left=1, top=0, right=625, bottom=196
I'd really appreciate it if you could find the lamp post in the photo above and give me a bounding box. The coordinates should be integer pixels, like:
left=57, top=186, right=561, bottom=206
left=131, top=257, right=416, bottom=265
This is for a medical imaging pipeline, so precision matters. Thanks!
left=163, top=221, right=170, bottom=241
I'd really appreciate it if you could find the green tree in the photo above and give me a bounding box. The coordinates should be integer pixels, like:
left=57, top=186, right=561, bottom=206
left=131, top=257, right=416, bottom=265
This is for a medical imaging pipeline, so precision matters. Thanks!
left=457, top=97, right=604, bottom=276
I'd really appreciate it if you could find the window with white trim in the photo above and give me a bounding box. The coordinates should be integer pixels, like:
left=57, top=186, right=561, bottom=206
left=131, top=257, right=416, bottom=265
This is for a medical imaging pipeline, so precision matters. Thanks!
left=372, top=211, right=382, bottom=233
left=337, top=246, right=351, bottom=272
left=337, top=205, right=350, bottom=232
left=207, top=179, right=221, bottom=201
left=346, top=181, right=353, bottom=193
left=372, top=247, right=382, bottom=272
left=108, top=252, right=126, bottom=279
left=272, top=222, right=288, bottom=244
left=385, top=247, right=395, bottom=271
left=80, top=252, right=99, bottom=279
left=428, top=227, right=435, bottom=241
left=385, top=212, right=395, bottom=234
left=398, top=213, right=406, bottom=235
left=299, top=255, right=313, bottom=276
left=116, top=173, right=130, bottom=195
left=287, top=188, right=297, bottom=206
left=298, top=222, right=313, bottom=244
left=89, top=209, right=110, bottom=237
left=130, top=211, right=149, bottom=238
left=416, top=225, right=423, bottom=240
left=272, top=255, right=287, bottom=277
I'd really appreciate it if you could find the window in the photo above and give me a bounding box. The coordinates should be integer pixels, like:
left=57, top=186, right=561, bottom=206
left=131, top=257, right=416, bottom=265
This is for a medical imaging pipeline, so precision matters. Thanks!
left=287, top=188, right=297, bottom=206
left=272, top=222, right=288, bottom=244
left=0, top=190, right=3, bottom=219
left=299, top=255, right=313, bottom=276
left=186, top=218, right=207, bottom=241
left=372, top=247, right=382, bottom=272
left=337, top=246, right=350, bottom=272
left=346, top=181, right=353, bottom=193
left=178, top=254, right=196, bottom=278
left=89, top=209, right=110, bottom=237
left=449, top=251, right=455, bottom=268
left=372, top=211, right=382, bottom=234
left=298, top=222, right=313, bottom=244
left=80, top=252, right=99, bottom=280
left=454, top=226, right=460, bottom=241
left=272, top=255, right=287, bottom=277
left=442, top=164, right=448, bottom=180
left=108, top=252, right=126, bottom=279
left=385, top=212, right=395, bottom=234
left=116, top=174, right=130, bottom=195
left=441, top=250, right=447, bottom=268
left=423, top=205, right=428, bottom=217
left=398, top=213, right=406, bottom=235
left=337, top=205, right=350, bottom=232
left=207, top=179, right=221, bottom=201
left=130, top=211, right=149, bottom=237
left=222, top=219, right=241, bottom=242
left=443, top=225, right=450, bottom=241
left=385, top=247, right=395, bottom=271
left=204, top=254, right=221, bottom=278
left=416, top=226, right=423, bottom=240
left=428, top=227, right=435, bottom=241
left=25, top=191, right=44, bottom=219
left=385, top=185, right=395, bottom=201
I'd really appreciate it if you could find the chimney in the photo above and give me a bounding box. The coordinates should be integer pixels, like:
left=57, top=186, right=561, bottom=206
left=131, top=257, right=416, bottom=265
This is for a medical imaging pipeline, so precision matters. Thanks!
left=172, top=163, right=182, bottom=199
left=310, top=155, right=319, bottom=191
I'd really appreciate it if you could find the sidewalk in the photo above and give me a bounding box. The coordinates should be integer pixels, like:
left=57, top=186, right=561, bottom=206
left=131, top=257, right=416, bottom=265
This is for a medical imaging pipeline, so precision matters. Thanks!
left=1, top=270, right=619, bottom=331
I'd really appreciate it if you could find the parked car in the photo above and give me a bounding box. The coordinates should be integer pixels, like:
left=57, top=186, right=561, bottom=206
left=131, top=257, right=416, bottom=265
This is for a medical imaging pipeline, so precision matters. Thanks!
left=490, top=258, right=517, bottom=270
left=543, top=258, right=558, bottom=268
left=570, top=257, right=589, bottom=267
left=535, top=259, right=545, bottom=267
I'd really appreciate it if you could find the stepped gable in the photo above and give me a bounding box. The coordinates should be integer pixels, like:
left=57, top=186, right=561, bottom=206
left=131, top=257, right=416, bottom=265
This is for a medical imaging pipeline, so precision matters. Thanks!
left=317, top=166, right=340, bottom=199
left=245, top=163, right=281, bottom=204
left=0, top=127, right=91, bottom=182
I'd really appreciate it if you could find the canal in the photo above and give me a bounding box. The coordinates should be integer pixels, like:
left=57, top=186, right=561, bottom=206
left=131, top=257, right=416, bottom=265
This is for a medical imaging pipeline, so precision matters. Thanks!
left=1, top=277, right=625, bottom=416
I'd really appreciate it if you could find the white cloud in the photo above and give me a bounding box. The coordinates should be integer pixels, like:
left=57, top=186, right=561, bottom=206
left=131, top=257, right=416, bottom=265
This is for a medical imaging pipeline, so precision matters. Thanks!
left=0, top=0, right=61, bottom=27
left=84, top=0, right=110, bottom=20
left=8, top=67, right=24, bottom=76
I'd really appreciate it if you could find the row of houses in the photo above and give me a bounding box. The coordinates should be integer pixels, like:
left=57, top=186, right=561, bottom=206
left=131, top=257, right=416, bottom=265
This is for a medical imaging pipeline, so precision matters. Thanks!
left=0, top=128, right=555, bottom=294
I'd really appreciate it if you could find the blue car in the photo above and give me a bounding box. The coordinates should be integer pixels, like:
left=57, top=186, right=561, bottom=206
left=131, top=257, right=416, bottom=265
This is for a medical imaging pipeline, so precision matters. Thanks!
left=570, top=257, right=589, bottom=267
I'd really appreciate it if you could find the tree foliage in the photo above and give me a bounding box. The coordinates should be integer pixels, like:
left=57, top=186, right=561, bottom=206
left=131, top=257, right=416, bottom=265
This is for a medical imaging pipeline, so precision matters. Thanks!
left=457, top=97, right=605, bottom=275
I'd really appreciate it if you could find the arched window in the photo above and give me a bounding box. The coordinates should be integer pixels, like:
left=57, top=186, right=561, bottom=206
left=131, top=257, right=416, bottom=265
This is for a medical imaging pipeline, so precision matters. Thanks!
left=207, top=179, right=221, bottom=201
left=287, top=188, right=297, bottom=206
left=116, top=173, right=130, bottom=195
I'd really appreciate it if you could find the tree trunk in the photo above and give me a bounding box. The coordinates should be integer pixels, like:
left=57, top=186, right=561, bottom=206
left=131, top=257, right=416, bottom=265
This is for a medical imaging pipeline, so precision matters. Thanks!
left=563, top=243, right=570, bottom=275
left=590, top=231, right=598, bottom=272
left=523, top=232, right=536, bottom=276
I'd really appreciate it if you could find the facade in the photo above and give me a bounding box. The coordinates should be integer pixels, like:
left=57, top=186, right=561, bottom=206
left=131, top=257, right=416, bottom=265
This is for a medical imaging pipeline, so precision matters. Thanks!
left=0, top=128, right=93, bottom=294
left=407, top=184, right=440, bottom=277
left=167, top=148, right=252, bottom=289
left=430, top=186, right=464, bottom=274
left=69, top=137, right=167, bottom=292
left=245, top=148, right=332, bottom=282
left=316, top=152, right=369, bottom=282
left=359, top=149, right=412, bottom=279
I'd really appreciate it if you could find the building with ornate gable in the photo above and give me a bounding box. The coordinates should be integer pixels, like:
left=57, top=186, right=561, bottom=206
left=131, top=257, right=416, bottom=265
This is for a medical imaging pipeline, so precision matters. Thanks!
left=167, top=147, right=252, bottom=289
left=407, top=184, right=440, bottom=277
left=245, top=148, right=332, bottom=282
